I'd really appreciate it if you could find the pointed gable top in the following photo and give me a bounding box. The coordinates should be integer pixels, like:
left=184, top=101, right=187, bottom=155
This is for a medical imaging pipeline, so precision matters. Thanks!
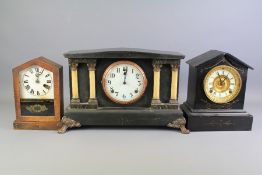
left=186, top=50, right=254, bottom=70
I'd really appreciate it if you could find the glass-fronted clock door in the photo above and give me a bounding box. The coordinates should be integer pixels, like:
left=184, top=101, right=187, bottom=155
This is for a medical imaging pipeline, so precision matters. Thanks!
left=19, top=65, right=55, bottom=116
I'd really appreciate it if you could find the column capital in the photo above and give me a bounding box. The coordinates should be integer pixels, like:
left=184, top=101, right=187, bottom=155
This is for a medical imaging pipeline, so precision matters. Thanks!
left=70, top=63, right=78, bottom=71
left=87, top=59, right=96, bottom=71
left=153, top=64, right=162, bottom=72
left=171, top=63, right=179, bottom=70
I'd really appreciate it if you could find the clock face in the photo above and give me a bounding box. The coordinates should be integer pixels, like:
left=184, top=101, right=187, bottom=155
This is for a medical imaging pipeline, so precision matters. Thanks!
left=102, top=61, right=147, bottom=104
left=19, top=65, right=54, bottom=99
left=203, top=65, right=242, bottom=104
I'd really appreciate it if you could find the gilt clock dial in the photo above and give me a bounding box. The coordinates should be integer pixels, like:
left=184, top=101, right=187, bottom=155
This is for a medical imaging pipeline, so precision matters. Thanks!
left=102, top=60, right=147, bottom=104
left=203, top=65, right=242, bottom=104
left=19, top=65, right=54, bottom=99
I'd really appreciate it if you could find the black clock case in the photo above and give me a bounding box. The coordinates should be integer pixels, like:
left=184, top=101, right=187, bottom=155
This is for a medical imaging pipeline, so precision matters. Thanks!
left=64, top=48, right=185, bottom=130
left=181, top=50, right=253, bottom=131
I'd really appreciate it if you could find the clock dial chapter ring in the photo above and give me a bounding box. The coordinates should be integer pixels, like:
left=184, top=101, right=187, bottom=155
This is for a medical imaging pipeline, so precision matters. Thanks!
left=102, top=60, right=148, bottom=105
left=203, top=65, right=242, bottom=104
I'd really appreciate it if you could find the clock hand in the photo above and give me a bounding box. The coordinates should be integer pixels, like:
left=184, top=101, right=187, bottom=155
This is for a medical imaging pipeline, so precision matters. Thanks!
left=35, top=76, right=40, bottom=83
left=33, top=72, right=40, bottom=83
left=35, top=69, right=45, bottom=83
left=123, top=66, right=128, bottom=85
left=39, top=68, right=44, bottom=75
left=220, top=77, right=228, bottom=86
left=217, top=72, right=223, bottom=85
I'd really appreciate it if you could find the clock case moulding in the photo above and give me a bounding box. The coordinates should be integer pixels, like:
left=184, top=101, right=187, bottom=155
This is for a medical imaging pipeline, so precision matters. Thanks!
left=13, top=57, right=64, bottom=130
left=59, top=48, right=189, bottom=134
left=181, top=50, right=253, bottom=131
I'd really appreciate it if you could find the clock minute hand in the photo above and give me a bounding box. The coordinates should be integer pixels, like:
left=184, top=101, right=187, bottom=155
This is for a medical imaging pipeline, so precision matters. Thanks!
left=123, top=67, right=128, bottom=85
left=39, top=68, right=44, bottom=75
left=35, top=69, right=45, bottom=84
left=35, top=74, right=40, bottom=83
left=217, top=72, right=223, bottom=85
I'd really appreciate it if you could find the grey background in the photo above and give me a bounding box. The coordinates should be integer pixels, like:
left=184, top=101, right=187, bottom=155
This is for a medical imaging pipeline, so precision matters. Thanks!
left=0, top=0, right=262, bottom=175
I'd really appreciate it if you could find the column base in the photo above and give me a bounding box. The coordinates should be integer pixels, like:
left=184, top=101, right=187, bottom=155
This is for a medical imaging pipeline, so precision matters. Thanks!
left=151, top=99, right=161, bottom=105
left=71, top=98, right=80, bottom=103
left=88, top=98, right=98, bottom=108
left=169, top=99, right=178, bottom=104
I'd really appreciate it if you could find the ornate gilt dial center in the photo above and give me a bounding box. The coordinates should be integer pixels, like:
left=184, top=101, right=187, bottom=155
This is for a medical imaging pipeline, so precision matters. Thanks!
left=204, top=65, right=242, bottom=104
left=213, top=75, right=230, bottom=93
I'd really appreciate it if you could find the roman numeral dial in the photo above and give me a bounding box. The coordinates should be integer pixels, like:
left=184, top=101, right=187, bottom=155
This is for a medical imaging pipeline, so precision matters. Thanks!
left=20, top=65, right=54, bottom=99
left=102, top=61, right=147, bottom=104
left=203, top=65, right=242, bottom=104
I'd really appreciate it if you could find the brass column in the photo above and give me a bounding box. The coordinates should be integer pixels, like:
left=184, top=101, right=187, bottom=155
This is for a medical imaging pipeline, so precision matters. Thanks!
left=70, top=63, right=80, bottom=103
left=151, top=63, right=162, bottom=105
left=87, top=60, right=98, bottom=106
left=170, top=64, right=179, bottom=103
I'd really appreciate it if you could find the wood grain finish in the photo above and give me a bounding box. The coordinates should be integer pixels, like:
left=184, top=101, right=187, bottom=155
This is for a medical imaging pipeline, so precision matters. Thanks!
left=12, top=57, right=63, bottom=130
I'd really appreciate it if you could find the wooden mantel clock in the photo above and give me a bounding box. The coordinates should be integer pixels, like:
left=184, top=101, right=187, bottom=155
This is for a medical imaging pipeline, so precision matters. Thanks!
left=58, top=48, right=189, bottom=134
left=13, top=57, right=63, bottom=130
left=181, top=50, right=253, bottom=131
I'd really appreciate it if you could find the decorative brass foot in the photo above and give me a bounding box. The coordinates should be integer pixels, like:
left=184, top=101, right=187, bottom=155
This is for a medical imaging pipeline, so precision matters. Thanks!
left=167, top=117, right=190, bottom=134
left=57, top=117, right=81, bottom=134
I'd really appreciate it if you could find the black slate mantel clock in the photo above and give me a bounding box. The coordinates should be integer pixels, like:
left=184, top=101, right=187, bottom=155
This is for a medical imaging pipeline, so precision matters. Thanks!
left=58, top=48, right=190, bottom=134
left=181, top=50, right=253, bottom=131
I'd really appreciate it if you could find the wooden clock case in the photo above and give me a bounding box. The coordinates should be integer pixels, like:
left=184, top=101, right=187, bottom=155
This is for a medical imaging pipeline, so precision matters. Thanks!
left=13, top=57, right=63, bottom=130
left=181, top=50, right=253, bottom=131
left=58, top=48, right=189, bottom=134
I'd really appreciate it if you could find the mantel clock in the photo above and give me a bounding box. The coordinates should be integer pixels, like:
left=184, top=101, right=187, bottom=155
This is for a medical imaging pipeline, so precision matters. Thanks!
left=13, top=57, right=63, bottom=130
left=58, top=48, right=189, bottom=134
left=181, top=50, right=253, bottom=131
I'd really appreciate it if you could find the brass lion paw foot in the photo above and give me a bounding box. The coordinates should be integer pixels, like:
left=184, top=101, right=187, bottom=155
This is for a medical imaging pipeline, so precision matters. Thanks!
left=167, top=117, right=190, bottom=134
left=57, top=117, right=81, bottom=134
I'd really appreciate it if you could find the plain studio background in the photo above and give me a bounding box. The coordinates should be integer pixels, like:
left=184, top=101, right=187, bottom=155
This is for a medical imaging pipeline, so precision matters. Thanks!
left=0, top=0, right=261, bottom=175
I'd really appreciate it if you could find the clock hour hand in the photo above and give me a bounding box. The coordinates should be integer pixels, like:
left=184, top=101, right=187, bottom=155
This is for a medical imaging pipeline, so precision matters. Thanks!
left=35, top=69, right=45, bottom=83
left=36, top=68, right=44, bottom=77
left=39, top=68, right=44, bottom=75
left=217, top=72, right=226, bottom=86
left=123, top=66, right=128, bottom=85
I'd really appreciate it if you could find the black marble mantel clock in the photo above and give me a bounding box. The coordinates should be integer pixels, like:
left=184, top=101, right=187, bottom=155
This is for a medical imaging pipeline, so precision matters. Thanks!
left=181, top=50, right=253, bottom=131
left=58, top=48, right=190, bottom=134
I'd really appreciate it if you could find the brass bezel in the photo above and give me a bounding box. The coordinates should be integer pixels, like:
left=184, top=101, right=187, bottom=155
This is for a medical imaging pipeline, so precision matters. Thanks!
left=102, top=60, right=148, bottom=105
left=203, top=65, right=242, bottom=104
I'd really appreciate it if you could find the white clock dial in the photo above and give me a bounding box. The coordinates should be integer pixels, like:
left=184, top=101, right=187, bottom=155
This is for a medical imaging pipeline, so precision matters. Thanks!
left=102, top=61, right=147, bottom=104
left=19, top=65, right=54, bottom=99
